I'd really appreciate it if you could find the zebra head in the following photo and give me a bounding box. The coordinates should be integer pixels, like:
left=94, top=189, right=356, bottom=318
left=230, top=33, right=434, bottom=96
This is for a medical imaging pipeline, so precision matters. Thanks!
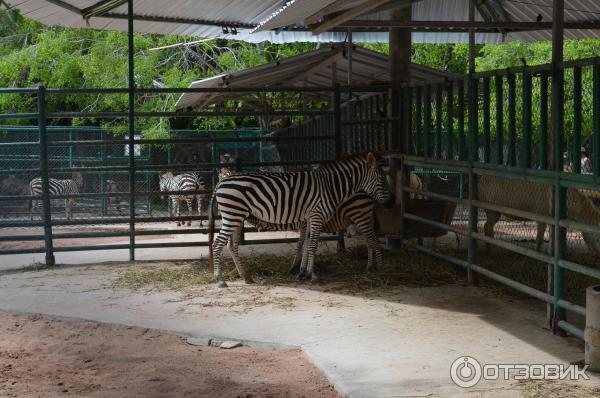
left=158, top=171, right=174, bottom=200
left=361, top=152, right=394, bottom=209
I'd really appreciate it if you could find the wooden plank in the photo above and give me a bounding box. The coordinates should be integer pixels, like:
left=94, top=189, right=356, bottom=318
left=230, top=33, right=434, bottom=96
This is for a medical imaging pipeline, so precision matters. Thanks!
left=305, top=0, right=356, bottom=26
left=341, top=19, right=600, bottom=31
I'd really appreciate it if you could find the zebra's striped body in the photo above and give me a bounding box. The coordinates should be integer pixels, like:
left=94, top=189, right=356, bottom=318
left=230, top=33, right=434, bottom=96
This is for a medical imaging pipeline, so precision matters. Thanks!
left=246, top=193, right=382, bottom=272
left=159, top=171, right=208, bottom=226
left=29, top=173, right=83, bottom=220
left=209, top=152, right=393, bottom=286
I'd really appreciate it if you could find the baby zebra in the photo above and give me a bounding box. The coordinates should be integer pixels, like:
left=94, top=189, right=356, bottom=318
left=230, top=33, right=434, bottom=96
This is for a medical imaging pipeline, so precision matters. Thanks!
left=29, top=172, right=83, bottom=220
left=247, top=193, right=381, bottom=273
left=159, top=171, right=208, bottom=226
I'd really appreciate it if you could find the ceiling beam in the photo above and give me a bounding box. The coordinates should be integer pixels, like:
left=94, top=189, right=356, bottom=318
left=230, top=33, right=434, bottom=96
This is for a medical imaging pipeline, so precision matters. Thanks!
left=340, top=20, right=600, bottom=31
left=304, top=0, right=356, bottom=26
left=311, top=0, right=408, bottom=35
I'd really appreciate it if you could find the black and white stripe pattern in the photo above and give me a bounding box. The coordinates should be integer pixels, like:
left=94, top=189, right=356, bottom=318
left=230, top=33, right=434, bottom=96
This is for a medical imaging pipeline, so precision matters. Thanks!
left=247, top=193, right=382, bottom=272
left=209, top=152, right=393, bottom=286
left=159, top=171, right=208, bottom=226
left=29, top=173, right=83, bottom=220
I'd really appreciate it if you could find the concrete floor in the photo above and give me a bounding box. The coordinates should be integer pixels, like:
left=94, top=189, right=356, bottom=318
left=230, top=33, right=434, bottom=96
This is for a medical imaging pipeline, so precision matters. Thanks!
left=0, top=240, right=598, bottom=397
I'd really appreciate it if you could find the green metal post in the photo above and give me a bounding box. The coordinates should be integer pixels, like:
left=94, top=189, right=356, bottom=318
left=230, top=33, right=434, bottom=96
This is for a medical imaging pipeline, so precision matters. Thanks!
left=423, top=83, right=431, bottom=158
left=594, top=65, right=600, bottom=177
left=127, top=0, right=135, bottom=261
left=37, top=84, right=55, bottom=266
left=495, top=75, right=504, bottom=165
left=507, top=73, right=516, bottom=166
left=552, top=63, right=566, bottom=333
left=435, top=82, right=443, bottom=159
left=522, top=72, right=532, bottom=169
left=415, top=87, right=422, bottom=156
left=467, top=76, right=478, bottom=284
left=483, top=77, right=490, bottom=163
left=458, top=81, right=465, bottom=160
left=100, top=129, right=107, bottom=216
left=540, top=74, right=549, bottom=170
left=333, top=84, right=341, bottom=158
left=446, top=81, right=453, bottom=160
left=572, top=66, right=582, bottom=174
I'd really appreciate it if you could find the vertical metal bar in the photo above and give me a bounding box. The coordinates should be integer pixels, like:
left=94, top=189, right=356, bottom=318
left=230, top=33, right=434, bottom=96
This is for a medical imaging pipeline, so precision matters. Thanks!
left=415, top=87, right=422, bottom=156
left=595, top=64, right=600, bottom=177
left=334, top=84, right=342, bottom=159
left=127, top=0, right=135, bottom=261
left=347, top=30, right=353, bottom=100
left=458, top=80, right=465, bottom=160
left=37, top=84, right=55, bottom=267
left=404, top=86, right=412, bottom=156
left=423, top=83, right=431, bottom=158
left=467, top=75, right=478, bottom=284
left=507, top=73, right=516, bottom=166
left=435, top=82, right=443, bottom=159
left=495, top=75, right=504, bottom=165
left=522, top=71, right=532, bottom=169
left=446, top=81, right=453, bottom=160
left=572, top=66, right=582, bottom=174
left=539, top=73, right=549, bottom=170
left=483, top=76, right=491, bottom=163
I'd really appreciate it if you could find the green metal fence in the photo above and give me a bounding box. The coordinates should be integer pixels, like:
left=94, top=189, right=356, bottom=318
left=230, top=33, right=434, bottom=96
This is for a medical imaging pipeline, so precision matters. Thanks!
left=0, top=85, right=343, bottom=266
left=1, top=59, right=599, bottom=341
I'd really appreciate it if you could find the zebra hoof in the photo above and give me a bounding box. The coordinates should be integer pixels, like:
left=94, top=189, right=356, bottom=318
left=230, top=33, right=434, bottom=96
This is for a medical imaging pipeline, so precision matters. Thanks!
left=310, top=274, right=319, bottom=284
left=217, top=280, right=228, bottom=288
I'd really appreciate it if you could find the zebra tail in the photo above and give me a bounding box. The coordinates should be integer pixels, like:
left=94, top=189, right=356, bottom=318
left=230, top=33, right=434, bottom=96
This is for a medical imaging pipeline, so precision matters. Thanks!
left=208, top=190, right=217, bottom=273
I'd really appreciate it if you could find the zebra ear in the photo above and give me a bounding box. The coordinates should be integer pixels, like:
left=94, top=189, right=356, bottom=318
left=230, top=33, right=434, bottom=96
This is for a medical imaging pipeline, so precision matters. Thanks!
left=367, top=152, right=377, bottom=169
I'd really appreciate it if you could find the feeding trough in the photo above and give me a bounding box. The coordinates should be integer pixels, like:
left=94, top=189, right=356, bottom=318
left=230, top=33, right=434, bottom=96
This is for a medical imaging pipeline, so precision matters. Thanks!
left=375, top=199, right=457, bottom=239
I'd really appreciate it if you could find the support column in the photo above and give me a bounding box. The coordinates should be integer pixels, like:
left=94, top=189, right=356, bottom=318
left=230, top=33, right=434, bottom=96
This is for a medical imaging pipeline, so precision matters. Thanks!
left=550, top=0, right=566, bottom=334
left=127, top=0, right=136, bottom=261
left=388, top=4, right=411, bottom=250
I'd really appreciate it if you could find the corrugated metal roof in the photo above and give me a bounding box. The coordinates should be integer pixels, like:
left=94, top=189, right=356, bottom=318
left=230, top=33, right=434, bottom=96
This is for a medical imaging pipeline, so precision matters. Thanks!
left=176, top=44, right=462, bottom=109
left=5, top=0, right=600, bottom=43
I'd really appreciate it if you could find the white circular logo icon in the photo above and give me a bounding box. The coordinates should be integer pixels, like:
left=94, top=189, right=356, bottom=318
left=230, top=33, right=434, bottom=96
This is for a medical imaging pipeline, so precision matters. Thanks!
left=450, top=356, right=482, bottom=388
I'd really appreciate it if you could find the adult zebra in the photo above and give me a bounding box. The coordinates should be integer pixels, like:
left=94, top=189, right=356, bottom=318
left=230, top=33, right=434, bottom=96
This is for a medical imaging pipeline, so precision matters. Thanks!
left=29, top=172, right=83, bottom=220
left=159, top=171, right=208, bottom=226
left=247, top=193, right=381, bottom=273
left=245, top=172, right=424, bottom=274
left=209, top=152, right=394, bottom=287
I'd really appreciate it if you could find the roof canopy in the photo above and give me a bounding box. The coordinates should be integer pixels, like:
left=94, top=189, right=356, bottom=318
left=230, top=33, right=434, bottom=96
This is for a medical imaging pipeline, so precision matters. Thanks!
left=6, top=0, right=600, bottom=43
left=176, top=44, right=462, bottom=109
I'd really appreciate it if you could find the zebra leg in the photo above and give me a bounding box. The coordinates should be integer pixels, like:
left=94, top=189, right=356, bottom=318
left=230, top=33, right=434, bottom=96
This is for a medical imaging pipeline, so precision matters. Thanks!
left=186, top=197, right=193, bottom=226
left=174, top=198, right=181, bottom=227
left=304, top=217, right=324, bottom=283
left=289, top=223, right=307, bottom=275
left=213, top=217, right=247, bottom=288
left=228, top=226, right=254, bottom=284
left=196, top=194, right=203, bottom=227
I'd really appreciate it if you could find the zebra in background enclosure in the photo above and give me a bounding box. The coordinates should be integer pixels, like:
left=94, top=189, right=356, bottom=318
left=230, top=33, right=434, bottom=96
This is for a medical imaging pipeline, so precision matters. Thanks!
left=209, top=152, right=394, bottom=287
left=29, top=172, right=84, bottom=220
left=158, top=171, right=208, bottom=226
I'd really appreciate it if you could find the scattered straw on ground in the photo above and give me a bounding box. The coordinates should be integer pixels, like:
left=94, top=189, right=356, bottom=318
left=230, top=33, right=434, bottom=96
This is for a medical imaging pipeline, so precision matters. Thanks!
left=518, top=379, right=600, bottom=398
left=112, top=246, right=462, bottom=295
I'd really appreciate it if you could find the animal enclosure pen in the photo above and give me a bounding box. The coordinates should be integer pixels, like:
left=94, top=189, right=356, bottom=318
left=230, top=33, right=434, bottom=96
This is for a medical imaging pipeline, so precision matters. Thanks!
left=0, top=84, right=352, bottom=262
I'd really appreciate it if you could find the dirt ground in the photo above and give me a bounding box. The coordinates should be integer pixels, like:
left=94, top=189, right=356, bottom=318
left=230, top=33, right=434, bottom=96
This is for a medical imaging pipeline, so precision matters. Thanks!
left=0, top=312, right=339, bottom=398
